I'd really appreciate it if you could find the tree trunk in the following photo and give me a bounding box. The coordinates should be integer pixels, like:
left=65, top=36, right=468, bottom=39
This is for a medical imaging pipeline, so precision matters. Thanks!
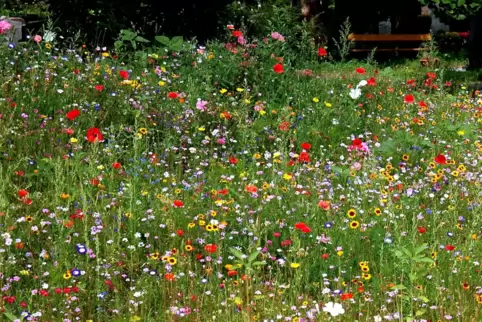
left=468, top=9, right=482, bottom=70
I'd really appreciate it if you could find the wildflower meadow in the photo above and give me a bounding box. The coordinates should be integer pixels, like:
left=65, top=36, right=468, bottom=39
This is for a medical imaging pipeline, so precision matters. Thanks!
left=0, top=20, right=482, bottom=322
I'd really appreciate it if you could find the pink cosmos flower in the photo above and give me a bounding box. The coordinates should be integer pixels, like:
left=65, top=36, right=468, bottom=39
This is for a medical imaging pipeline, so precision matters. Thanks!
left=196, top=100, right=208, bottom=111
left=0, top=20, right=12, bottom=34
left=33, top=35, right=42, bottom=43
left=271, top=32, right=285, bottom=42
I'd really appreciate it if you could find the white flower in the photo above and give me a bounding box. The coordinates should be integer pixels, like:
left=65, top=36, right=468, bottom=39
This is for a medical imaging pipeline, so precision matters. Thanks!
left=323, top=302, right=345, bottom=317
left=349, top=88, right=362, bottom=99
left=358, top=80, right=368, bottom=87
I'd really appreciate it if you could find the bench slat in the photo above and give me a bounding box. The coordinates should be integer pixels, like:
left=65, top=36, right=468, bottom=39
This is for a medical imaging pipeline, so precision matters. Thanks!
left=350, top=48, right=428, bottom=52
left=348, top=34, right=432, bottom=42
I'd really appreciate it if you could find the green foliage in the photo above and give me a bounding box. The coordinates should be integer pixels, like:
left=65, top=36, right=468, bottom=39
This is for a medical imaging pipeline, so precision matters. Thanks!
left=419, top=0, right=482, bottom=19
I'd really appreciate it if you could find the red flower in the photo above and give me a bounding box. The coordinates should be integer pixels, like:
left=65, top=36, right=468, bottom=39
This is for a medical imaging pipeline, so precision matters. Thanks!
left=404, top=94, right=415, bottom=104
left=112, top=162, right=122, bottom=169
left=73, top=69, right=79, bottom=75
left=318, top=47, right=328, bottom=57
left=94, top=85, right=104, bottom=92
left=341, top=293, right=354, bottom=300
left=273, top=63, right=284, bottom=74
left=417, top=226, right=426, bottom=234
left=322, top=253, right=329, bottom=260
left=278, top=121, right=290, bottom=131
left=119, top=70, right=129, bottom=79
left=227, top=270, right=238, bottom=277
left=86, top=127, right=103, bottom=143
left=426, top=72, right=436, bottom=79
left=355, top=67, right=366, bottom=74
left=434, top=154, right=447, bottom=165
left=167, top=92, right=179, bottom=99
left=229, top=156, right=238, bottom=165
left=204, top=244, right=217, bottom=253
left=299, top=151, right=310, bottom=163
left=445, top=244, right=455, bottom=251
left=173, top=200, right=184, bottom=208
left=273, top=232, right=281, bottom=238
left=232, top=30, right=243, bottom=38
left=164, top=273, right=176, bottom=281
left=18, top=189, right=29, bottom=198
left=39, top=290, right=49, bottom=297
left=367, top=77, right=376, bottom=86
left=90, top=178, right=100, bottom=186
left=66, top=109, right=80, bottom=121
left=176, top=229, right=184, bottom=236
left=301, top=142, right=311, bottom=150
left=294, top=222, right=311, bottom=233
left=245, top=185, right=258, bottom=193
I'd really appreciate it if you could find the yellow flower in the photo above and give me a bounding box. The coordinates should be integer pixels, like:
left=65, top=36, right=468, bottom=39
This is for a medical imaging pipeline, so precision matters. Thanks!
left=45, top=43, right=52, bottom=49
left=283, top=173, right=292, bottom=180
left=158, top=81, right=166, bottom=86
left=236, top=88, right=244, bottom=92
left=324, top=101, right=332, bottom=107
left=362, top=273, right=372, bottom=280
left=312, top=97, right=319, bottom=103
left=138, top=128, right=148, bottom=135
left=167, top=257, right=177, bottom=265
left=290, top=263, right=300, bottom=269
left=124, top=212, right=132, bottom=218
left=198, top=127, right=205, bottom=132
left=188, top=222, right=195, bottom=228
left=63, top=270, right=72, bottom=279
left=337, top=250, right=344, bottom=257
left=457, top=130, right=465, bottom=136
left=253, top=153, right=261, bottom=159
left=220, top=88, right=227, bottom=94
left=19, top=270, right=29, bottom=275
left=60, top=193, right=70, bottom=199
left=70, top=137, right=78, bottom=144
left=349, top=221, right=360, bottom=229
left=102, top=52, right=110, bottom=57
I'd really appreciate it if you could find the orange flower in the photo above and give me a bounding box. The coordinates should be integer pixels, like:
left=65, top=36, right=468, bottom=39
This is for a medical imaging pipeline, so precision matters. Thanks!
left=244, top=185, right=258, bottom=193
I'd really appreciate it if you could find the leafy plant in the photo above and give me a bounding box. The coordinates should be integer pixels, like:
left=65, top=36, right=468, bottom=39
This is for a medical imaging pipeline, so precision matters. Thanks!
left=114, top=29, right=149, bottom=52
left=154, top=35, right=184, bottom=52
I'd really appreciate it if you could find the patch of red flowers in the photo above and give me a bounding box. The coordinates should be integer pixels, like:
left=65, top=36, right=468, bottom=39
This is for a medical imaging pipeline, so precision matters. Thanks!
left=119, top=70, right=129, bottom=79
left=273, top=63, right=284, bottom=74
left=86, top=127, right=103, bottom=143
left=355, top=67, right=366, bottom=74
left=66, top=109, right=80, bottom=121
left=434, top=154, right=447, bottom=165
left=318, top=47, right=328, bottom=57
left=94, top=85, right=104, bottom=91
left=204, top=244, right=217, bottom=253
left=404, top=94, right=415, bottom=104
left=294, top=222, right=311, bottom=233
left=167, top=92, right=179, bottom=99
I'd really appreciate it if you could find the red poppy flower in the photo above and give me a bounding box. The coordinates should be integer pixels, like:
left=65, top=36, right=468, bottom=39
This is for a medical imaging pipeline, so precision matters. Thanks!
left=227, top=270, right=238, bottom=277
left=176, top=229, right=184, bottom=236
left=273, top=63, right=284, bottom=74
left=66, top=109, right=80, bottom=121
left=173, top=200, right=184, bottom=208
left=204, top=244, right=217, bottom=253
left=112, top=162, right=122, bottom=169
left=322, top=253, right=329, bottom=260
left=244, top=185, right=258, bottom=193
left=299, top=151, right=310, bottom=163
left=445, top=244, right=455, bottom=251
left=229, top=156, right=238, bottom=165
left=417, top=226, right=426, bottom=234
left=273, top=232, right=281, bottom=238
left=434, top=154, right=447, bottom=165
left=318, top=47, right=328, bottom=57
left=119, top=70, right=129, bottom=80
left=232, top=30, right=243, bottom=38
left=18, top=189, right=29, bottom=198
left=294, top=222, right=311, bottom=233
left=73, top=69, right=79, bottom=75
left=341, top=293, right=354, bottom=300
left=167, top=92, right=179, bottom=99
left=301, top=142, right=311, bottom=150
left=64, top=128, right=75, bottom=135
left=367, top=77, right=376, bottom=86
left=404, top=94, right=415, bottom=104
left=164, top=273, right=176, bottom=281
left=94, top=85, right=104, bottom=91
left=90, top=178, right=100, bottom=186
left=86, top=127, right=103, bottom=143
left=426, top=72, right=436, bottom=79
left=355, top=67, right=366, bottom=74
left=278, top=121, right=290, bottom=131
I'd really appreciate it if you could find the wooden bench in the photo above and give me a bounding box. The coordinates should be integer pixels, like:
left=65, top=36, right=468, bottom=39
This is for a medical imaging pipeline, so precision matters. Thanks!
left=348, top=33, right=432, bottom=52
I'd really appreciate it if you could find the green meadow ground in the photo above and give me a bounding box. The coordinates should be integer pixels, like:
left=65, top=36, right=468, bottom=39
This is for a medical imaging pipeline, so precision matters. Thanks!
left=0, top=31, right=481, bottom=322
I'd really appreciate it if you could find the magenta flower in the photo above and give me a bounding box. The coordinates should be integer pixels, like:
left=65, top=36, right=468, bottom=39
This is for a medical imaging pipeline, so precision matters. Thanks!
left=0, top=20, right=12, bottom=34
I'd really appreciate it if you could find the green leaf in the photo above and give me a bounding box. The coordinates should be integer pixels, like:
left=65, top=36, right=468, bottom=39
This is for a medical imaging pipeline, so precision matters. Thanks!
left=251, top=261, right=266, bottom=267
left=391, top=284, right=406, bottom=290
left=418, top=296, right=430, bottom=303
left=413, top=257, right=435, bottom=263
left=414, top=243, right=427, bottom=255
left=155, top=35, right=171, bottom=46
left=401, top=247, right=413, bottom=258
left=457, top=0, right=465, bottom=6
left=130, top=40, right=137, bottom=50
left=229, top=247, right=245, bottom=260
left=3, top=312, right=19, bottom=321
left=409, top=273, right=417, bottom=281
left=247, top=250, right=260, bottom=263
left=171, top=36, right=184, bottom=46
left=415, top=309, right=427, bottom=316
left=135, top=36, right=150, bottom=43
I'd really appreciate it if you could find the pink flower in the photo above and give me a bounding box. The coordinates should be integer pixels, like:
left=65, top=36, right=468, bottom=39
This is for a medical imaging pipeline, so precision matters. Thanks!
left=318, top=200, right=331, bottom=210
left=271, top=32, right=285, bottom=42
left=0, top=20, right=12, bottom=34
left=196, top=100, right=208, bottom=111
left=33, top=35, right=42, bottom=43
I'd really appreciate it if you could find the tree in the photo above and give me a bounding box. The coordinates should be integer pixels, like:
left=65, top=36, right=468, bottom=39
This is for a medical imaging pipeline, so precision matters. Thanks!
left=419, top=0, right=482, bottom=69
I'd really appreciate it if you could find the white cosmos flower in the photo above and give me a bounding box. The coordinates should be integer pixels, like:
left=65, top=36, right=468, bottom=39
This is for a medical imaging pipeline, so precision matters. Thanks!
left=323, top=302, right=345, bottom=317
left=349, top=87, right=362, bottom=99
left=358, top=80, right=368, bottom=87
